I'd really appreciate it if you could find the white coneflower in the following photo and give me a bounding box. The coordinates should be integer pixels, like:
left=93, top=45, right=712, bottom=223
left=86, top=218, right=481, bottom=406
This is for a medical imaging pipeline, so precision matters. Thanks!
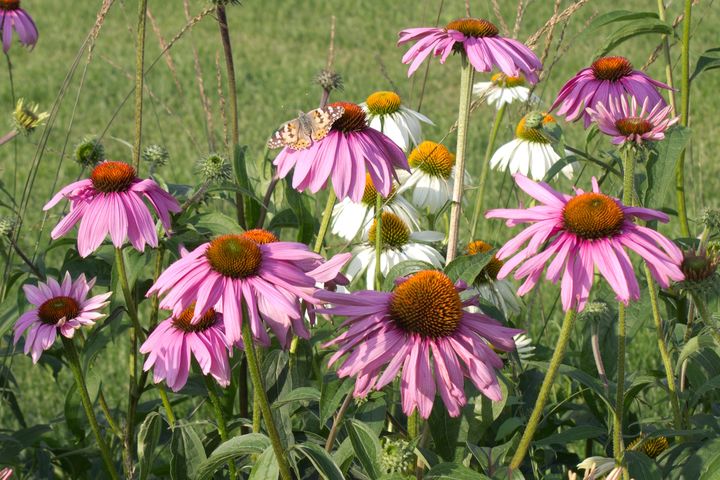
left=576, top=456, right=616, bottom=480
left=399, top=141, right=460, bottom=213
left=467, top=240, right=522, bottom=317
left=361, top=91, right=433, bottom=151
left=473, top=73, right=540, bottom=109
left=344, top=212, right=444, bottom=289
left=331, top=173, right=419, bottom=242
left=490, top=111, right=575, bottom=180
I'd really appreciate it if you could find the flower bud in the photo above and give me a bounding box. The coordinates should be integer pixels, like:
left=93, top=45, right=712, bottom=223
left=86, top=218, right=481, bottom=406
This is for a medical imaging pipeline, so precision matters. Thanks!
left=197, top=153, right=232, bottom=183
left=142, top=144, right=169, bottom=168
left=74, top=137, right=105, bottom=167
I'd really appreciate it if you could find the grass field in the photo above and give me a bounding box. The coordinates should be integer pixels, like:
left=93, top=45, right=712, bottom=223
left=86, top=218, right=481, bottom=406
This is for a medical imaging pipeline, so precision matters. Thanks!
left=2, top=0, right=720, bottom=460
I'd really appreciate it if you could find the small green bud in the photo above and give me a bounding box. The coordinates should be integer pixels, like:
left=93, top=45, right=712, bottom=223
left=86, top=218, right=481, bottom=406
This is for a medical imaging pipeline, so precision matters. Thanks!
left=0, top=216, right=16, bottom=238
left=702, top=208, right=720, bottom=233
left=142, top=144, right=169, bottom=168
left=197, top=153, right=232, bottom=183
left=74, top=137, right=105, bottom=167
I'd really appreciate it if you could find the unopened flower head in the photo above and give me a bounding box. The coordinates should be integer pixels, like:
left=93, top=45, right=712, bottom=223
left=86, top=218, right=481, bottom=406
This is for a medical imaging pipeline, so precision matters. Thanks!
left=628, top=435, right=669, bottom=459
left=197, top=153, right=232, bottom=183
left=314, top=69, right=344, bottom=92
left=701, top=208, right=720, bottom=234
left=0, top=216, right=16, bottom=238
left=74, top=137, right=105, bottom=167
left=398, top=18, right=542, bottom=80
left=12, top=98, right=48, bottom=135
left=579, top=301, right=614, bottom=324
left=677, top=249, right=720, bottom=297
left=142, top=144, right=169, bottom=168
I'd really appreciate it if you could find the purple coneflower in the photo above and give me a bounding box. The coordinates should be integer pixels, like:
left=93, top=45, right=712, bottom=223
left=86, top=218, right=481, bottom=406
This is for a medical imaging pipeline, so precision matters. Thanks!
left=550, top=56, right=671, bottom=127
left=0, top=0, right=38, bottom=53
left=44, top=161, right=181, bottom=257
left=147, top=229, right=350, bottom=348
left=273, top=102, right=409, bottom=203
left=319, top=270, right=521, bottom=418
left=140, top=304, right=231, bottom=392
left=587, top=95, right=678, bottom=145
left=14, top=273, right=111, bottom=363
left=398, top=18, right=541, bottom=80
left=486, top=174, right=684, bottom=312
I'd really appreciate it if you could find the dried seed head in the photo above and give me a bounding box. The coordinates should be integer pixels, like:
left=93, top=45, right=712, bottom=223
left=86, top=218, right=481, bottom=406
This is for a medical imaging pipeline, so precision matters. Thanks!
left=314, top=69, right=344, bottom=92
left=142, top=144, right=169, bottom=168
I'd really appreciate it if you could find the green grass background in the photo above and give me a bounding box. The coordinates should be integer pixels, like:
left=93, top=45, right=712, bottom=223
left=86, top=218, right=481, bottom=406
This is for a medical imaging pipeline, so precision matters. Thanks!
left=2, top=0, right=719, bottom=443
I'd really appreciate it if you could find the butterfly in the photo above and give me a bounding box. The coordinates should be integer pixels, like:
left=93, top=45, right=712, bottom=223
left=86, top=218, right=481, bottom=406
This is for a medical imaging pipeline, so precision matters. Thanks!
left=267, top=105, right=345, bottom=150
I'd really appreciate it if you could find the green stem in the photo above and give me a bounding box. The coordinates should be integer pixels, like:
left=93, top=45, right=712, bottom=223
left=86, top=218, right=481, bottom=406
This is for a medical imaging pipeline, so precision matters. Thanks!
left=374, top=192, right=383, bottom=290
left=613, top=146, right=636, bottom=464
left=205, top=376, right=237, bottom=478
left=656, top=0, right=678, bottom=116
left=114, top=248, right=143, bottom=477
left=241, top=314, right=293, bottom=480
left=324, top=392, right=353, bottom=451
left=313, top=190, right=337, bottom=253
left=62, top=337, right=120, bottom=480
left=646, top=264, right=683, bottom=430
left=446, top=55, right=475, bottom=263
left=508, top=308, right=577, bottom=471
left=158, top=386, right=176, bottom=427
left=98, top=389, right=123, bottom=439
left=676, top=0, right=692, bottom=237
left=407, top=411, right=419, bottom=440
left=470, top=103, right=506, bottom=239
left=133, top=0, right=148, bottom=171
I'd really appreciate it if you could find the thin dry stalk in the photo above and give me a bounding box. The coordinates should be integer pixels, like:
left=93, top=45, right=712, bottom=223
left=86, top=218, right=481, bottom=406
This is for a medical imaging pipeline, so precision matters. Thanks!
left=325, top=15, right=336, bottom=71
left=415, top=0, right=444, bottom=112
left=88, top=0, right=114, bottom=60
left=525, top=0, right=591, bottom=50
left=490, top=0, right=510, bottom=36
left=183, top=0, right=215, bottom=152
left=642, top=12, right=684, bottom=71
left=147, top=8, right=183, bottom=93
left=512, top=0, right=527, bottom=39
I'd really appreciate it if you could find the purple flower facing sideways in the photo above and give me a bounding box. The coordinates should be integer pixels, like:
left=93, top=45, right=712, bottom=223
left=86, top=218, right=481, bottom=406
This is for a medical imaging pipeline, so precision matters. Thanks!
left=0, top=0, right=38, bottom=53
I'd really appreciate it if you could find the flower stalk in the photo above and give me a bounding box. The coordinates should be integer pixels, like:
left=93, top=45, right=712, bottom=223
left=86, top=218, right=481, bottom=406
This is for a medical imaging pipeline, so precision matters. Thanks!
left=508, top=307, right=577, bottom=471
left=675, top=0, right=692, bottom=237
left=313, top=190, right=337, bottom=253
left=204, top=376, right=237, bottom=478
left=133, top=0, right=148, bottom=171
left=241, top=308, right=293, bottom=480
left=62, top=336, right=120, bottom=480
left=471, top=102, right=506, bottom=238
left=446, top=55, right=475, bottom=263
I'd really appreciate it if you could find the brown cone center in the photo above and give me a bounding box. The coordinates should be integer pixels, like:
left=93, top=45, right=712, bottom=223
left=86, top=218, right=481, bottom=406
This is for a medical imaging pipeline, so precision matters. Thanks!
left=563, top=192, right=625, bottom=239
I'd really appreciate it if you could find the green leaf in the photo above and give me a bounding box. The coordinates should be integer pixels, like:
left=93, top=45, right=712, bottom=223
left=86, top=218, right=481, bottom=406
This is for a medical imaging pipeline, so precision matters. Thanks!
left=195, top=433, right=270, bottom=480
left=273, top=386, right=321, bottom=408
left=284, top=181, right=316, bottom=244
left=249, top=446, right=280, bottom=480
left=625, top=451, right=663, bottom=479
left=345, top=419, right=382, bottom=479
left=536, top=425, right=606, bottom=446
left=320, top=377, right=352, bottom=427
left=586, top=10, right=661, bottom=33
left=292, top=442, right=345, bottom=480
left=644, top=126, right=691, bottom=209
left=191, top=211, right=242, bottom=236
left=381, top=260, right=437, bottom=291
left=425, top=462, right=490, bottom=479
left=64, top=383, right=85, bottom=441
left=676, top=335, right=716, bottom=371
left=593, top=15, right=674, bottom=57
left=137, top=412, right=164, bottom=480
left=444, top=252, right=492, bottom=285
left=267, top=208, right=298, bottom=230
left=170, top=421, right=207, bottom=480
left=543, top=155, right=578, bottom=183
left=691, top=47, right=720, bottom=82
left=233, top=144, right=261, bottom=229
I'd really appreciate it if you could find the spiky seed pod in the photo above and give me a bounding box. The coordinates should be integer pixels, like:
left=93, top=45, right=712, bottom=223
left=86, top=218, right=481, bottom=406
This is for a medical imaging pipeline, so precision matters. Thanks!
left=628, top=435, right=669, bottom=459
left=380, top=438, right=414, bottom=475
left=142, top=144, right=169, bottom=168
left=578, top=301, right=614, bottom=324
left=0, top=216, right=16, bottom=238
left=315, top=69, right=344, bottom=92
left=702, top=208, right=720, bottom=234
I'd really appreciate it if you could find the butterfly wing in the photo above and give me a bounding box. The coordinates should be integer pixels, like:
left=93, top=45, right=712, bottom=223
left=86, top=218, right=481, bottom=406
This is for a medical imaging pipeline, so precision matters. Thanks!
left=267, top=118, right=312, bottom=150
left=309, top=105, right=345, bottom=142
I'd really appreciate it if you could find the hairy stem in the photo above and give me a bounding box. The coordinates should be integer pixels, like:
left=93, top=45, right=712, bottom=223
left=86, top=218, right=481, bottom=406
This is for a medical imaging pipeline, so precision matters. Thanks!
left=158, top=386, right=176, bottom=427
left=313, top=190, right=337, bottom=253
left=241, top=315, right=293, bottom=480
left=374, top=192, right=384, bottom=290
left=509, top=308, right=577, bottom=471
left=62, top=337, right=120, bottom=480
left=675, top=0, right=692, bottom=236
left=133, top=0, right=148, bottom=170
left=205, top=376, right=237, bottom=478
left=446, top=55, right=475, bottom=263
left=470, top=103, right=506, bottom=238
left=98, top=389, right=123, bottom=439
